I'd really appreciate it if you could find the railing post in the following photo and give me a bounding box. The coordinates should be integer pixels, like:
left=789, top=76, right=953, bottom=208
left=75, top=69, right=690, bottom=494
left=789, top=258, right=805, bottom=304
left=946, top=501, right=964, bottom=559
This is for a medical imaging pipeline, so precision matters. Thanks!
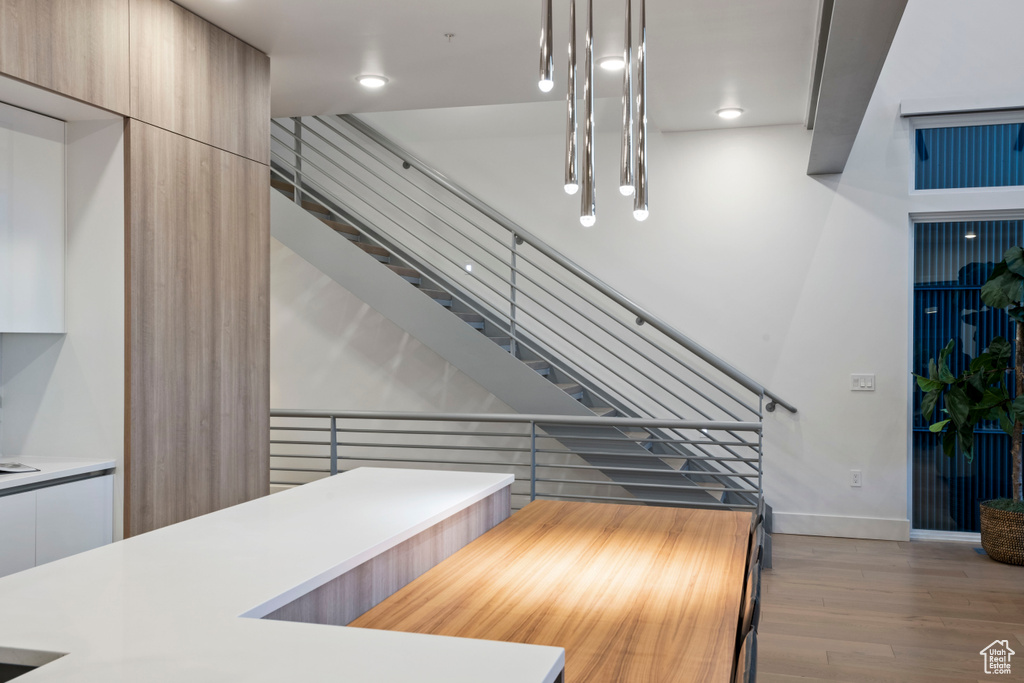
left=530, top=421, right=537, bottom=502
left=757, top=394, right=764, bottom=508
left=330, top=416, right=338, bottom=476
left=510, top=234, right=519, bottom=358
left=292, top=116, right=303, bottom=206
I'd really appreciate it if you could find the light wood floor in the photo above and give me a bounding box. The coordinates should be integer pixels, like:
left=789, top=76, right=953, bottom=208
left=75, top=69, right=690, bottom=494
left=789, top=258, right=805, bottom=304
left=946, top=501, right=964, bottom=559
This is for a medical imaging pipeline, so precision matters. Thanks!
left=760, top=534, right=1024, bottom=682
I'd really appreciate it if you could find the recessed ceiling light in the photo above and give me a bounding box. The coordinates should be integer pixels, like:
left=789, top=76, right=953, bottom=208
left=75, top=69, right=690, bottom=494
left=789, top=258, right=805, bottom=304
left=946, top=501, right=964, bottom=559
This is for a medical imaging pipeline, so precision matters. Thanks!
left=965, top=229, right=978, bottom=239
left=598, top=56, right=626, bottom=71
left=716, top=107, right=744, bottom=120
left=357, top=75, right=389, bottom=89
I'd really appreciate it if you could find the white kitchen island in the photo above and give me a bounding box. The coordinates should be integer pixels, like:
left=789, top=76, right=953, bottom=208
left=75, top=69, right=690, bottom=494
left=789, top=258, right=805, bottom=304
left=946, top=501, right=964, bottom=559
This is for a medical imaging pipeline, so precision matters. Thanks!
left=0, top=468, right=565, bottom=682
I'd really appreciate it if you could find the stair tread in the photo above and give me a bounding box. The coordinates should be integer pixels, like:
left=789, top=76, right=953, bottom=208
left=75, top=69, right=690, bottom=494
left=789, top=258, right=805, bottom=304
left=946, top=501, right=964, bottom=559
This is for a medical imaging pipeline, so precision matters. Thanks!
left=319, top=218, right=360, bottom=237
left=420, top=288, right=452, bottom=301
left=454, top=312, right=485, bottom=323
left=554, top=382, right=583, bottom=394
left=487, top=336, right=512, bottom=345
left=591, top=406, right=616, bottom=417
left=302, top=199, right=332, bottom=214
left=388, top=264, right=420, bottom=278
left=271, top=178, right=295, bottom=193
left=354, top=242, right=390, bottom=257
left=523, top=360, right=550, bottom=370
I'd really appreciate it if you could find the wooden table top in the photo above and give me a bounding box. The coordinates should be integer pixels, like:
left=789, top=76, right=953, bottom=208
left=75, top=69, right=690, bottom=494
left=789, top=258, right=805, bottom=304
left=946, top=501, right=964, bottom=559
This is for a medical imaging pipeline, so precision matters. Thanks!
left=350, top=500, right=752, bottom=682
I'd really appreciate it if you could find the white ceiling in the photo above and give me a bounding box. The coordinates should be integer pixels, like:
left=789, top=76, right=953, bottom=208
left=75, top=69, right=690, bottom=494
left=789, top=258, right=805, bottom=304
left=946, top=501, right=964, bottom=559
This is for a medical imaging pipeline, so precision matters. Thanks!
left=176, top=0, right=820, bottom=132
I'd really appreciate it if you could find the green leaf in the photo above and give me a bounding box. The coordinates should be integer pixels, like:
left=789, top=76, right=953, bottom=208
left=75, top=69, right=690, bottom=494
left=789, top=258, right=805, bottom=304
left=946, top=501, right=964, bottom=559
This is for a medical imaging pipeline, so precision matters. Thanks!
left=989, top=337, right=1013, bottom=367
left=928, top=358, right=940, bottom=381
left=1011, top=395, right=1024, bottom=423
left=957, top=424, right=975, bottom=462
left=921, top=390, right=940, bottom=420
left=942, top=427, right=957, bottom=458
left=946, top=386, right=970, bottom=426
left=993, top=407, right=1015, bottom=436
left=978, top=389, right=1007, bottom=410
left=970, top=355, right=988, bottom=373
left=981, top=270, right=1024, bottom=309
left=915, top=375, right=944, bottom=393
left=964, top=372, right=985, bottom=401
left=1005, top=246, right=1024, bottom=277
left=939, top=338, right=955, bottom=366
left=938, top=360, right=957, bottom=384
left=1010, top=306, right=1024, bottom=324
left=928, top=419, right=951, bottom=433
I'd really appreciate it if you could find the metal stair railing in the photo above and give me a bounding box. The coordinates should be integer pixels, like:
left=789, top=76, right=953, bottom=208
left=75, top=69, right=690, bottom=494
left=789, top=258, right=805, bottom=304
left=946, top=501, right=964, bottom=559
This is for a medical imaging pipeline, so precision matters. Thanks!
left=269, top=115, right=796, bottom=505
left=269, top=410, right=763, bottom=511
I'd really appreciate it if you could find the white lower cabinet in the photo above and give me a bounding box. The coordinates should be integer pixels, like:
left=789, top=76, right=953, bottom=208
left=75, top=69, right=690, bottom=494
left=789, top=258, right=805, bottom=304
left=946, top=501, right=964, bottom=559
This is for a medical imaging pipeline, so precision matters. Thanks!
left=0, top=491, right=37, bottom=576
left=0, top=474, right=113, bottom=577
left=36, top=476, right=113, bottom=565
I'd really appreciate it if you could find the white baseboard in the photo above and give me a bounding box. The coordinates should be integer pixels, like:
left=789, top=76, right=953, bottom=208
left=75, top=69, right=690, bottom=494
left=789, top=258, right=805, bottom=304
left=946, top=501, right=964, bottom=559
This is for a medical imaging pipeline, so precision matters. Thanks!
left=772, top=512, right=911, bottom=541
left=909, top=529, right=981, bottom=544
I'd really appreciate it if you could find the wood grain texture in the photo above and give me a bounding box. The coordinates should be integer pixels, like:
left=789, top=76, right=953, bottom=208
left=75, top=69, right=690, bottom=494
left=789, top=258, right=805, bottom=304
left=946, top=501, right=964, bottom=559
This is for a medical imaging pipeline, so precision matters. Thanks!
left=126, top=120, right=269, bottom=535
left=265, top=487, right=511, bottom=626
left=0, top=0, right=130, bottom=113
left=130, top=0, right=270, bottom=164
left=352, top=500, right=751, bottom=683
left=759, top=534, right=1024, bottom=683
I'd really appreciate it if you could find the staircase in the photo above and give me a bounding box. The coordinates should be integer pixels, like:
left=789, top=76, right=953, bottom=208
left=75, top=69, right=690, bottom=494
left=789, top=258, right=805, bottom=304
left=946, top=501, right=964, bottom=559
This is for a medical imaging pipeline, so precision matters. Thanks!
left=271, top=175, right=619, bottom=417
left=268, top=114, right=796, bottom=511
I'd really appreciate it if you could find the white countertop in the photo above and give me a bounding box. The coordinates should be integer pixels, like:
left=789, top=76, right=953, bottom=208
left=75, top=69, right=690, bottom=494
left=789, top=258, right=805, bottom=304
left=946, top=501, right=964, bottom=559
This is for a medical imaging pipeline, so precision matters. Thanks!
left=0, top=456, right=115, bottom=492
left=0, top=467, right=564, bottom=682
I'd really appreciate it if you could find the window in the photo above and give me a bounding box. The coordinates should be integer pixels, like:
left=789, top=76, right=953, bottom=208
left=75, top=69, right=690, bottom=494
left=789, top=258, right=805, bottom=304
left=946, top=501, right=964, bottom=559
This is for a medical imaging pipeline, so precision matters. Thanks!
left=915, top=122, right=1024, bottom=190
left=912, top=220, right=1022, bottom=531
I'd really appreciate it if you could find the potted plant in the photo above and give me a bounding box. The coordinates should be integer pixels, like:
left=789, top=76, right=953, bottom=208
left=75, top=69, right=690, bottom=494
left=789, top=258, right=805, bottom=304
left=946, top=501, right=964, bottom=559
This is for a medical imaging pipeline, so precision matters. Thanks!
left=916, top=246, right=1024, bottom=565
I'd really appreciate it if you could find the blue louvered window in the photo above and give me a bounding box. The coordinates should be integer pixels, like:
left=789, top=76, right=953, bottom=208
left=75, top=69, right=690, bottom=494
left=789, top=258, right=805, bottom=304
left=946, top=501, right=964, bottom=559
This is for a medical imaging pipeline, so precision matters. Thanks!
left=915, top=123, right=1024, bottom=189
left=912, top=221, right=1022, bottom=531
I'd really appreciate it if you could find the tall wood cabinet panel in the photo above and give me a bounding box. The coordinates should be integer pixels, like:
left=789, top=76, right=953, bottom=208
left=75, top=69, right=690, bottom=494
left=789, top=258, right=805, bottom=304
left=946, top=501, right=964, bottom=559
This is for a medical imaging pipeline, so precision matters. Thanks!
left=129, top=0, right=270, bottom=164
left=0, top=0, right=130, bottom=114
left=127, top=120, right=269, bottom=535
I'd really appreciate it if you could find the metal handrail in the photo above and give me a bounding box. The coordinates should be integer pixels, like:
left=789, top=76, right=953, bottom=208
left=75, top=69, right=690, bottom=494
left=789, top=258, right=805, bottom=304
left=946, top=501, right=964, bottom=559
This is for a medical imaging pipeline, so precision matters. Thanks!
left=270, top=409, right=760, bottom=430
left=269, top=116, right=779, bottom=491
left=269, top=410, right=763, bottom=511
left=268, top=137, right=762, bottom=429
left=339, top=114, right=797, bottom=414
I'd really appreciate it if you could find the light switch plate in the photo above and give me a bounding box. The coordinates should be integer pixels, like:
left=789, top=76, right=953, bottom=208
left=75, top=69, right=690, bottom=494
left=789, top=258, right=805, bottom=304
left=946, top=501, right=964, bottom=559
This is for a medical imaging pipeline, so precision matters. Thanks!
left=851, top=374, right=875, bottom=391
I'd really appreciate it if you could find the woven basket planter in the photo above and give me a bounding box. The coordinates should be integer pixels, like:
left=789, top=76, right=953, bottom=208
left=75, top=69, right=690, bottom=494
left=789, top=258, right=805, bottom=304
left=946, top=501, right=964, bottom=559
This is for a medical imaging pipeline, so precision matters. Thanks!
left=980, top=502, right=1024, bottom=566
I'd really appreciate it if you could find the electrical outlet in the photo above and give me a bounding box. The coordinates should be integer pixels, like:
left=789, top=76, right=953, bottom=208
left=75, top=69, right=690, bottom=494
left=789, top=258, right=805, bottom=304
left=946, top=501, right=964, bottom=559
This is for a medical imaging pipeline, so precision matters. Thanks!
left=850, top=469, right=862, bottom=487
left=851, top=374, right=875, bottom=391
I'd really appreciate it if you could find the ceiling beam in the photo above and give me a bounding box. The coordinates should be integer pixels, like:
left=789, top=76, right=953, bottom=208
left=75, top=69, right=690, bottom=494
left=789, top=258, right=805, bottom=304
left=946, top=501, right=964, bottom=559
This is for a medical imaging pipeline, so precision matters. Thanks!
left=806, top=0, right=907, bottom=175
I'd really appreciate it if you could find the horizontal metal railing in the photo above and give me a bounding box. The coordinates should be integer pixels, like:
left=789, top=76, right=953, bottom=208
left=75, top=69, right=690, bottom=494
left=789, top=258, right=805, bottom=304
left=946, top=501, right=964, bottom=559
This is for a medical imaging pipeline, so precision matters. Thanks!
left=270, top=411, right=763, bottom=511
left=341, top=114, right=797, bottom=416
left=269, top=114, right=795, bottom=502
left=269, top=115, right=796, bottom=416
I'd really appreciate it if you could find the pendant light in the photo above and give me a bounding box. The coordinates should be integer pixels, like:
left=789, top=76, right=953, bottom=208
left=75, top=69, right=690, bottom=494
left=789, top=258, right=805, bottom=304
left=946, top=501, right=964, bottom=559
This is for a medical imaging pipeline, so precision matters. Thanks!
left=619, top=0, right=634, bottom=197
left=580, top=0, right=596, bottom=227
left=564, top=0, right=579, bottom=195
left=539, top=0, right=555, bottom=92
left=632, top=0, right=649, bottom=222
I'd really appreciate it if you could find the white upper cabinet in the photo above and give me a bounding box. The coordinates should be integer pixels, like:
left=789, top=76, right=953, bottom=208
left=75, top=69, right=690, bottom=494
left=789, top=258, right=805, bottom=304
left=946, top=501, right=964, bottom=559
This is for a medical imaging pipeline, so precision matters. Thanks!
left=0, top=101, right=65, bottom=333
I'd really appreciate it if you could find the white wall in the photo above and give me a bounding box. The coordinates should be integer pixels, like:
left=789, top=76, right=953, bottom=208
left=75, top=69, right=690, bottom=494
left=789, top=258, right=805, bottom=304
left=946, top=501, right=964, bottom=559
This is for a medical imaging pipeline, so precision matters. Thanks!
left=0, top=119, right=126, bottom=538
left=355, top=0, right=1024, bottom=540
